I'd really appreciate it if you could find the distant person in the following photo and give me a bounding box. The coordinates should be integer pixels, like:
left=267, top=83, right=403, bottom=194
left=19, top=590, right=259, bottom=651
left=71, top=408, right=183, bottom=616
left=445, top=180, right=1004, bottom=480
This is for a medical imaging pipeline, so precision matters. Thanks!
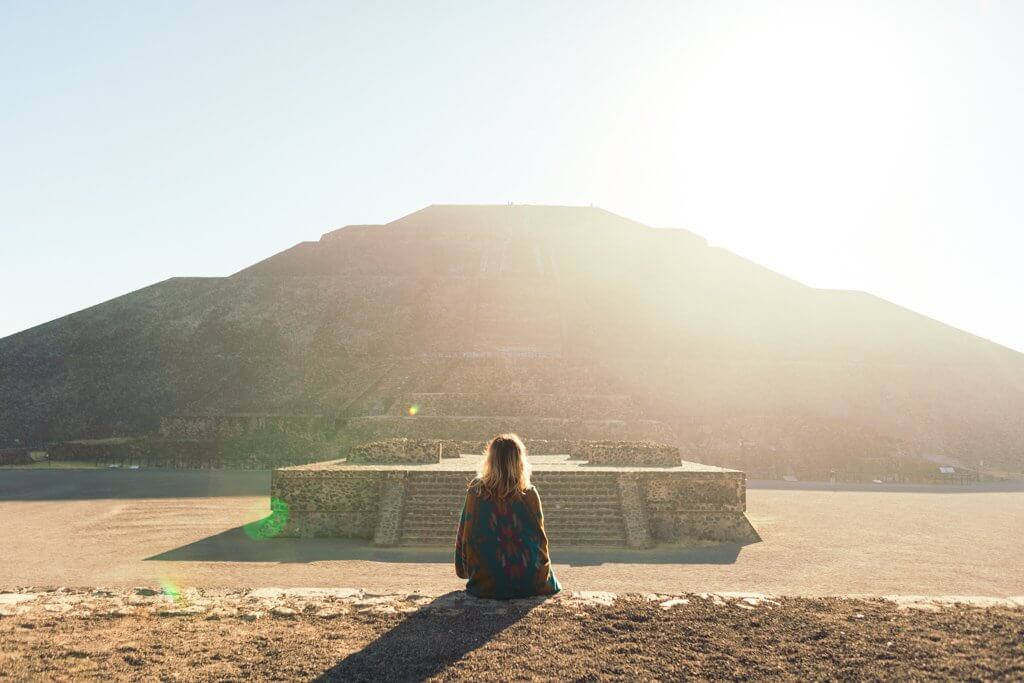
left=455, top=433, right=561, bottom=599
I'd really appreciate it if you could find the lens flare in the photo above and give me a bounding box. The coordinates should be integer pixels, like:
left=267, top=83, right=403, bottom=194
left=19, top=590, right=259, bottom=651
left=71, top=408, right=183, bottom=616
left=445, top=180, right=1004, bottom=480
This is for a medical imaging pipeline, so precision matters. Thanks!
left=407, top=404, right=420, bottom=416
left=243, top=497, right=290, bottom=540
left=160, top=579, right=182, bottom=603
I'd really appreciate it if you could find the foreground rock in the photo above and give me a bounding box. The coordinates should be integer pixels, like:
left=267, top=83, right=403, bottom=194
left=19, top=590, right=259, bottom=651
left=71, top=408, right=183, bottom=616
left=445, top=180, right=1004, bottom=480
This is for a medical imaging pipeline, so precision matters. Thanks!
left=1, top=588, right=1022, bottom=680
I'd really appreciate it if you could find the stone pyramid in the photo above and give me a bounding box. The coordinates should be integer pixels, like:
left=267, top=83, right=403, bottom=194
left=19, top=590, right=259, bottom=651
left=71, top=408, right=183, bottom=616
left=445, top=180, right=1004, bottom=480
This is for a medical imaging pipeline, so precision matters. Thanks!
left=2, top=204, right=1022, bottom=474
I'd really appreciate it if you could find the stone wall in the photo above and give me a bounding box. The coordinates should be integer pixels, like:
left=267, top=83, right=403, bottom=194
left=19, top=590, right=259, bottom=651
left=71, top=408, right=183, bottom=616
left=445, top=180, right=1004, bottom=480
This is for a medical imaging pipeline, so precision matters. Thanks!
left=159, top=414, right=332, bottom=440
left=639, top=471, right=757, bottom=543
left=616, top=474, right=653, bottom=548
left=372, top=473, right=408, bottom=546
left=46, top=437, right=334, bottom=470
left=271, top=463, right=758, bottom=545
left=346, top=416, right=676, bottom=443
left=391, top=439, right=680, bottom=462
left=572, top=441, right=682, bottom=466
left=347, top=438, right=446, bottom=464
left=0, top=449, right=33, bottom=466
left=270, top=467, right=383, bottom=538
left=444, top=439, right=574, bottom=456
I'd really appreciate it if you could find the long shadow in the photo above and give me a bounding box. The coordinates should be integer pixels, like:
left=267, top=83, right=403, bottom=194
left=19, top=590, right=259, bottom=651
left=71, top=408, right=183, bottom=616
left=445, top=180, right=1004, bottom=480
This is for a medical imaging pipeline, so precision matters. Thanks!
left=0, top=469, right=270, bottom=500
left=314, top=591, right=546, bottom=682
left=147, top=524, right=746, bottom=565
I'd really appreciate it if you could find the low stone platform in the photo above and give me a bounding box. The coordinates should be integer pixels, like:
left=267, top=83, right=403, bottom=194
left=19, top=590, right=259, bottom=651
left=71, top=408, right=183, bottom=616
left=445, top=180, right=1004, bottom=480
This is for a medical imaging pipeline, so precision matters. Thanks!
left=271, top=455, right=759, bottom=547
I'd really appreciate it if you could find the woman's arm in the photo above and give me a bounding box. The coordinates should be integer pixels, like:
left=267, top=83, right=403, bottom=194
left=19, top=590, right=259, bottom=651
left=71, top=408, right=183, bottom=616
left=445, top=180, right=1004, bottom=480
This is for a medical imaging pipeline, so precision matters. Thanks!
left=528, top=487, right=552, bottom=564
left=455, top=491, right=471, bottom=579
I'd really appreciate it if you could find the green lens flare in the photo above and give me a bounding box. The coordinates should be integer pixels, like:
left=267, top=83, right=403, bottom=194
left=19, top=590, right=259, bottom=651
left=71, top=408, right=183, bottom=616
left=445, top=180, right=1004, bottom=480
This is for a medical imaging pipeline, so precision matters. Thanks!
left=243, top=497, right=290, bottom=540
left=160, top=579, right=182, bottom=602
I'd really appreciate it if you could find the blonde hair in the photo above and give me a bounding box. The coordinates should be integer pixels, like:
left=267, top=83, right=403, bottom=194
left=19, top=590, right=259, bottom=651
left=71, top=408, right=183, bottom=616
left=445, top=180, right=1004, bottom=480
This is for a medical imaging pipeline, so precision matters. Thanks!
left=475, top=433, right=532, bottom=500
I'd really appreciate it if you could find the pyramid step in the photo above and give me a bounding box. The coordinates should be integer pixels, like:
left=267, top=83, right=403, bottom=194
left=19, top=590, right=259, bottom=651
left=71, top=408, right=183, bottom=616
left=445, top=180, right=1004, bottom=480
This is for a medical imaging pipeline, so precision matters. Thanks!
left=402, top=498, right=622, bottom=507
left=546, top=527, right=626, bottom=536
left=398, top=537, right=627, bottom=547
left=547, top=521, right=626, bottom=528
left=399, top=514, right=627, bottom=523
left=548, top=530, right=627, bottom=538
left=404, top=491, right=468, bottom=498
left=399, top=520, right=458, bottom=528
left=400, top=517, right=627, bottom=527
left=548, top=518, right=626, bottom=524
left=403, top=492, right=621, bottom=499
left=404, top=499, right=466, bottom=506
left=401, top=507, right=625, bottom=515
left=545, top=501, right=621, bottom=507
left=550, top=540, right=627, bottom=547
left=401, top=508, right=622, bottom=517
left=396, top=476, right=630, bottom=547
left=546, top=511, right=624, bottom=517
left=401, top=530, right=457, bottom=538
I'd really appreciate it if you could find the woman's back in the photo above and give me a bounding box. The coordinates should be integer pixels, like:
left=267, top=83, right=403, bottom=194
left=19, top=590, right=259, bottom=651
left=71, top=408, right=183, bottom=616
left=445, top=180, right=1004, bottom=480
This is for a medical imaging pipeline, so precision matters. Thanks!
left=455, top=481, right=561, bottom=600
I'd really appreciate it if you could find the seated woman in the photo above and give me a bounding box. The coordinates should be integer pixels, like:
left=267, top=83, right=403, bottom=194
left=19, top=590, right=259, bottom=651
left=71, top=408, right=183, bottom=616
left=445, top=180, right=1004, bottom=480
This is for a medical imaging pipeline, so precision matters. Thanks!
left=455, top=433, right=561, bottom=600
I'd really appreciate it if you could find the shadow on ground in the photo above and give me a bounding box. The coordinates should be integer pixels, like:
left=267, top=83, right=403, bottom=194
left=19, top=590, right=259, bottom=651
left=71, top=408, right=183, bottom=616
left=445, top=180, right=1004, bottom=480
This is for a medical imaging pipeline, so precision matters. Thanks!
left=146, top=525, right=749, bottom=566
left=314, top=591, right=546, bottom=681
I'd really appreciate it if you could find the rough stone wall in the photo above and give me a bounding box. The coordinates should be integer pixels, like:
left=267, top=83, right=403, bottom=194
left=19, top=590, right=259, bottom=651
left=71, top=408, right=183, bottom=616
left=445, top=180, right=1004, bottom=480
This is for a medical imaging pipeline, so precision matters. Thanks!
left=346, top=416, right=676, bottom=443
left=50, top=438, right=206, bottom=462
left=616, top=474, right=653, bottom=548
left=270, top=464, right=758, bottom=545
left=159, top=414, right=331, bottom=440
left=640, top=472, right=757, bottom=543
left=0, top=449, right=33, bottom=466
left=420, top=438, right=673, bottom=458
left=647, top=511, right=760, bottom=544
left=271, top=469, right=383, bottom=538
left=46, top=436, right=337, bottom=469
left=347, top=439, right=443, bottom=464
left=642, top=473, right=745, bottom=513
left=449, top=439, right=574, bottom=456
left=372, top=473, right=408, bottom=546
left=573, top=441, right=681, bottom=466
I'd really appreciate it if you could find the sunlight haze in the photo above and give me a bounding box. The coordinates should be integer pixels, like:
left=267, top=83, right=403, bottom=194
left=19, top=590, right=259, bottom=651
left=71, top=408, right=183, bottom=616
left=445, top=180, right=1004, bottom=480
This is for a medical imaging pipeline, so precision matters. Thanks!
left=2, top=0, right=1022, bottom=351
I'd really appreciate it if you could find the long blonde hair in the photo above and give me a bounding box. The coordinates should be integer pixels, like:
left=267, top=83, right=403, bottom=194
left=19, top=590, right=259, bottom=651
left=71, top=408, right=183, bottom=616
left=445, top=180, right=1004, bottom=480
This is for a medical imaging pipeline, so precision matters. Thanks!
left=475, top=433, right=532, bottom=500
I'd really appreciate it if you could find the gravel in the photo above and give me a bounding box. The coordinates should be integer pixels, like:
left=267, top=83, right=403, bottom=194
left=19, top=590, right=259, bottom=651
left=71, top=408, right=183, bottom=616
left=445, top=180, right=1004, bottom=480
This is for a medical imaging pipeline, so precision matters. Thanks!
left=1, top=588, right=1021, bottom=681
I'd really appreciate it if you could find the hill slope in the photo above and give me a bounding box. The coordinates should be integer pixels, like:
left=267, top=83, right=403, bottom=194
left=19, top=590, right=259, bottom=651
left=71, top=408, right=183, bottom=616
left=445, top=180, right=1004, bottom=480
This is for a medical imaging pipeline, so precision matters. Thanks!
left=2, top=204, right=1022, bottom=473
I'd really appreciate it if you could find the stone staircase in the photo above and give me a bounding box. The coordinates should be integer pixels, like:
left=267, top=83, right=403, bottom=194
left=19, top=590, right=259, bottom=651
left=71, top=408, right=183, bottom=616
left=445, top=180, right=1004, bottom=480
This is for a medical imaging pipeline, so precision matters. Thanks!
left=534, top=472, right=628, bottom=547
left=396, top=471, right=627, bottom=547
left=397, top=472, right=471, bottom=546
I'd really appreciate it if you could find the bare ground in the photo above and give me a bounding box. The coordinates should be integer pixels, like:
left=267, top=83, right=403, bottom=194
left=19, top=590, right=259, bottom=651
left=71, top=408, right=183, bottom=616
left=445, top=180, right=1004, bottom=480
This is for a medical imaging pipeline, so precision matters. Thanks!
left=1, top=588, right=1022, bottom=681
left=1, top=470, right=1022, bottom=596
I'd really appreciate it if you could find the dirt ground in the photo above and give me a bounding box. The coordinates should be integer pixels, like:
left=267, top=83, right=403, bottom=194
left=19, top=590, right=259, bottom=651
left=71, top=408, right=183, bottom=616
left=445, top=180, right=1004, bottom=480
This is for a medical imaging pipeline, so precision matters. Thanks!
left=1, top=588, right=1022, bottom=681
left=1, top=470, right=1022, bottom=596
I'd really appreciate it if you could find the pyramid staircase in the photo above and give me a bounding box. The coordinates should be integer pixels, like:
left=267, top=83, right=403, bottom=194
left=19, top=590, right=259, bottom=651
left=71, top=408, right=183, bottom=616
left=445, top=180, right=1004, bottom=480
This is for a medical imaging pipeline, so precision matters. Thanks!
left=396, top=471, right=628, bottom=547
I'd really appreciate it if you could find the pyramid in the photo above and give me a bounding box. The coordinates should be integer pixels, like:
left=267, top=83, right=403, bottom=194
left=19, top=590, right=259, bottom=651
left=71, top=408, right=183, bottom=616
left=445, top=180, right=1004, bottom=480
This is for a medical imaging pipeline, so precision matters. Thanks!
left=3, top=204, right=1023, bottom=475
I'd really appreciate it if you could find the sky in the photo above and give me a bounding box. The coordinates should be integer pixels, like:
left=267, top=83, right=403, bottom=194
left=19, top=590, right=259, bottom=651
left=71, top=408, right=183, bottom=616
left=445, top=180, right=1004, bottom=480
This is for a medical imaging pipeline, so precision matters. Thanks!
left=2, top=0, right=1022, bottom=351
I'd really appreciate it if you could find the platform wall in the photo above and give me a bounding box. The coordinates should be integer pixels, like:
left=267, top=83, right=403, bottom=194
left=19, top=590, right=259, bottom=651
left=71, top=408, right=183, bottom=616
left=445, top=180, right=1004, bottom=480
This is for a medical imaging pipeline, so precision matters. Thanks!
left=271, top=465, right=759, bottom=547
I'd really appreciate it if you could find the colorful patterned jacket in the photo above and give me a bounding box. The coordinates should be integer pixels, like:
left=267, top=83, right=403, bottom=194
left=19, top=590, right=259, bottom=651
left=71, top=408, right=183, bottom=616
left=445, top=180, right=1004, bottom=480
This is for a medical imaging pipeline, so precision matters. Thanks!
left=455, top=482, right=562, bottom=600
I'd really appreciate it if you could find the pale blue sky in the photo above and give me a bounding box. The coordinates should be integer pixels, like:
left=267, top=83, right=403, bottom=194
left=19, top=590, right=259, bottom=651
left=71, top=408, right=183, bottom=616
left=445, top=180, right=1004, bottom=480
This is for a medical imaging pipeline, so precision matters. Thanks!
left=2, top=1, right=1022, bottom=351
